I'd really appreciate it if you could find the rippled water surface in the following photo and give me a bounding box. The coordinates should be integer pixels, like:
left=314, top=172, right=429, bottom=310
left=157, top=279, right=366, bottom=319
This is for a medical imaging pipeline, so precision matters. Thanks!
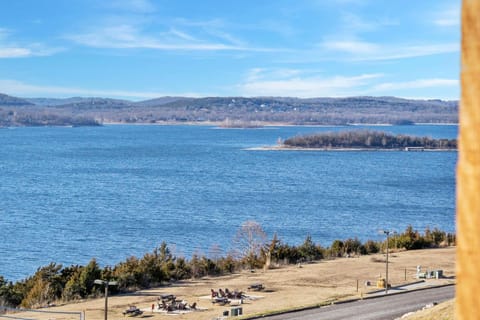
left=0, top=125, right=457, bottom=280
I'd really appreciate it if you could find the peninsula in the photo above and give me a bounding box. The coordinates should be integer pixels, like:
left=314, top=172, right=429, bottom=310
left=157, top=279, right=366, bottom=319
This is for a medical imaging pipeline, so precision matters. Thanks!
left=280, top=130, right=457, bottom=150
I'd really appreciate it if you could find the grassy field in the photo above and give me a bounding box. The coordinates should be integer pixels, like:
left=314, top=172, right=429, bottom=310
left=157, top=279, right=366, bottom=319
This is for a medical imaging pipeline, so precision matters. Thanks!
left=7, top=247, right=455, bottom=320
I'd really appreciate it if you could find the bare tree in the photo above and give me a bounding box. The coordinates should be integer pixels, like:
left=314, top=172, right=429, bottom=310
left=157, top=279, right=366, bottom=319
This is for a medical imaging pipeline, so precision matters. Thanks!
left=232, top=220, right=267, bottom=269
left=208, top=243, right=223, bottom=263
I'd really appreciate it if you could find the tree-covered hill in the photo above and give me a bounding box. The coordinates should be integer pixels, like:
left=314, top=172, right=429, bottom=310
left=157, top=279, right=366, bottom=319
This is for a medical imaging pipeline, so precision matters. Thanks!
left=0, top=93, right=34, bottom=107
left=0, top=93, right=458, bottom=127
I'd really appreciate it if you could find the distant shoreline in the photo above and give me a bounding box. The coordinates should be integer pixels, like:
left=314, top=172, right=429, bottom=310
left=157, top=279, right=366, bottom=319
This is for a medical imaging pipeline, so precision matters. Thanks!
left=0, top=121, right=460, bottom=129
left=248, top=145, right=458, bottom=152
left=102, top=121, right=459, bottom=127
left=0, top=94, right=459, bottom=128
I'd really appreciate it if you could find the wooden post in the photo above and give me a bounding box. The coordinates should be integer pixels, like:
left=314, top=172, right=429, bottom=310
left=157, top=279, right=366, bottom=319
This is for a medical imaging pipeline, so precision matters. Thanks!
left=385, top=232, right=389, bottom=294
left=104, top=285, right=108, bottom=320
left=457, top=1, right=480, bottom=319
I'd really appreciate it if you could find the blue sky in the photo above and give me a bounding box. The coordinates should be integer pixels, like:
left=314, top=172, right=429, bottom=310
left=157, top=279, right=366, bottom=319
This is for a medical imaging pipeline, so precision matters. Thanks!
left=0, top=0, right=460, bottom=100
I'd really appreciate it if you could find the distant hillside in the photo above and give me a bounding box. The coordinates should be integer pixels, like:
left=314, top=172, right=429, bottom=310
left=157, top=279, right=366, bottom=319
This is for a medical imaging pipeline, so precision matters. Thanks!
left=0, top=95, right=102, bottom=127
left=25, top=97, right=130, bottom=107
left=51, top=97, right=133, bottom=110
left=120, top=96, right=458, bottom=125
left=25, top=97, right=83, bottom=106
left=133, top=96, right=193, bottom=107
left=0, top=93, right=34, bottom=106
left=0, top=93, right=458, bottom=127
left=25, top=96, right=186, bottom=108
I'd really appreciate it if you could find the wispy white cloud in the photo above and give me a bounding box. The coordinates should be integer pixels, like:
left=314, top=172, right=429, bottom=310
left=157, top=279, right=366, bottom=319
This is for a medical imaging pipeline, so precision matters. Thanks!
left=238, top=68, right=383, bottom=97
left=278, top=40, right=458, bottom=64
left=0, top=27, right=63, bottom=58
left=237, top=68, right=459, bottom=99
left=373, top=78, right=459, bottom=91
left=313, top=3, right=456, bottom=62
left=170, top=18, right=247, bottom=45
left=102, top=0, right=156, bottom=13
left=167, top=28, right=198, bottom=42
left=432, top=5, right=460, bottom=27
left=0, top=44, right=63, bottom=58
left=339, top=12, right=397, bottom=34
left=371, top=43, right=459, bottom=61
left=173, top=18, right=225, bottom=29
left=245, top=68, right=304, bottom=82
left=0, top=47, right=32, bottom=58
left=320, top=39, right=458, bottom=61
left=204, top=29, right=246, bottom=47
left=0, top=79, right=202, bottom=100
left=66, top=23, right=277, bottom=52
left=321, top=39, right=379, bottom=55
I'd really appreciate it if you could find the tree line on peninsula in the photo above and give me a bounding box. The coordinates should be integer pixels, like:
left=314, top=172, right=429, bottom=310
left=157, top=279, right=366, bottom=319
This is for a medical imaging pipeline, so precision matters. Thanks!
left=282, top=130, right=457, bottom=150
left=0, top=223, right=455, bottom=309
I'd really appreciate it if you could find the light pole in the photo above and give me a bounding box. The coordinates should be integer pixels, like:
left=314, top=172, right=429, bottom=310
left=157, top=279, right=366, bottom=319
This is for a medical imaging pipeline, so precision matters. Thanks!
left=94, top=279, right=118, bottom=320
left=382, top=230, right=391, bottom=294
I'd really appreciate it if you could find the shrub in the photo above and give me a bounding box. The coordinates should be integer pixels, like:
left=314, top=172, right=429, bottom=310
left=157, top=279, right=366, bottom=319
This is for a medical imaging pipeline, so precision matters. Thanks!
left=2, top=223, right=455, bottom=309
left=298, top=235, right=324, bottom=261
left=329, top=240, right=344, bottom=257
left=344, top=238, right=362, bottom=255
left=361, top=240, right=380, bottom=254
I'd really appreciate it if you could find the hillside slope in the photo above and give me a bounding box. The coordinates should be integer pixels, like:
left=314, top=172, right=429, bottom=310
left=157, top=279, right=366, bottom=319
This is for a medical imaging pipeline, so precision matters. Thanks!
left=1, top=94, right=458, bottom=126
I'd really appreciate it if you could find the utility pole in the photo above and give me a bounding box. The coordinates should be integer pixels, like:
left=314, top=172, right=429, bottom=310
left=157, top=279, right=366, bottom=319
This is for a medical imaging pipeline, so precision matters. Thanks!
left=94, top=279, right=118, bottom=320
left=384, top=230, right=390, bottom=294
left=379, top=230, right=391, bottom=294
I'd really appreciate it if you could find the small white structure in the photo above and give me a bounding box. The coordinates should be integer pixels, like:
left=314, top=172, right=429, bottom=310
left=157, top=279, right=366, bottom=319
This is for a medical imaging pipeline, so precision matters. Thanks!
left=416, top=265, right=443, bottom=279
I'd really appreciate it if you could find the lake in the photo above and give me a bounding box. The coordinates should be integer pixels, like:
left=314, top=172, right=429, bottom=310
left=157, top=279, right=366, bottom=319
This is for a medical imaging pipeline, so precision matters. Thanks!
left=0, top=124, right=457, bottom=281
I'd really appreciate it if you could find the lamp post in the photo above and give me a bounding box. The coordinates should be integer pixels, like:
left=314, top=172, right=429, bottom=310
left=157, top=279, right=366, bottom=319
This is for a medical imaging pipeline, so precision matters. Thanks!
left=94, top=279, right=118, bottom=320
left=382, top=230, right=391, bottom=294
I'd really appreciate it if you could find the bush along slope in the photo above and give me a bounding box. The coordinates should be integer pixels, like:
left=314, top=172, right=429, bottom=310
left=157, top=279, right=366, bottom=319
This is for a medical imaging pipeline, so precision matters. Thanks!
left=0, top=225, right=455, bottom=309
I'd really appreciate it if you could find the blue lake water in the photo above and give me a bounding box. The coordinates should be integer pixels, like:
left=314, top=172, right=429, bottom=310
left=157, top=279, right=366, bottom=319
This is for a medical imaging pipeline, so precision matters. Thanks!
left=0, top=124, right=457, bottom=281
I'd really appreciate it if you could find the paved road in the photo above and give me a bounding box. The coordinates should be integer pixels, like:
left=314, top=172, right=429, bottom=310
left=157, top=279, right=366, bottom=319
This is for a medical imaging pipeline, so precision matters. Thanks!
left=260, top=285, right=454, bottom=320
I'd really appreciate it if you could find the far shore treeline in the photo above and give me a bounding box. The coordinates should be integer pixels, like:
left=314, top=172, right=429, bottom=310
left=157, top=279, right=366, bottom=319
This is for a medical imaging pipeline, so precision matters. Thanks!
left=282, top=130, right=457, bottom=150
left=0, top=93, right=458, bottom=127
left=0, top=223, right=455, bottom=309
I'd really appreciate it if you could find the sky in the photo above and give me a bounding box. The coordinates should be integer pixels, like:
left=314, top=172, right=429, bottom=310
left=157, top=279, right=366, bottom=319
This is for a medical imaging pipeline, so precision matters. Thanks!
left=0, top=0, right=460, bottom=101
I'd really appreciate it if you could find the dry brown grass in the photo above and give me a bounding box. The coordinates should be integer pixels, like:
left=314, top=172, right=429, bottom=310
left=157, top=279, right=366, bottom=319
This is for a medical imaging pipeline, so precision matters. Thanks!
left=401, top=299, right=454, bottom=320
left=9, top=247, right=455, bottom=320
